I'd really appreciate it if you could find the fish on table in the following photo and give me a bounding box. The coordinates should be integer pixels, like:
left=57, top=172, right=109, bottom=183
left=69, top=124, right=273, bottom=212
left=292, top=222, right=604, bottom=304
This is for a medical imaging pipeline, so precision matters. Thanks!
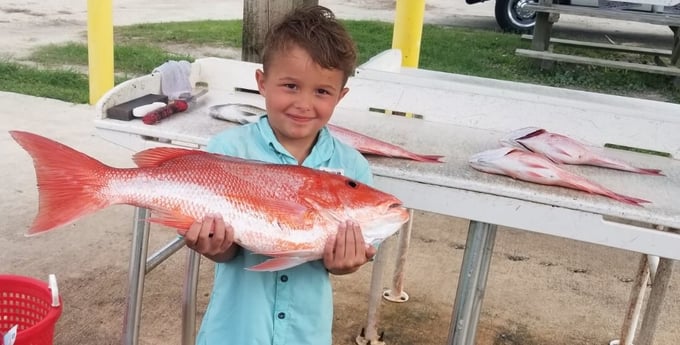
left=501, top=127, right=663, bottom=175
left=10, top=131, right=410, bottom=271
left=209, top=103, right=444, bottom=163
left=468, top=147, right=649, bottom=206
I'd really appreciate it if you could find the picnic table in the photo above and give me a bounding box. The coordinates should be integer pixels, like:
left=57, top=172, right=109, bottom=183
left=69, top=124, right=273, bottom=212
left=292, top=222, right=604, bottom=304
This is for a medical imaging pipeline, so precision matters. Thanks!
left=516, top=0, right=680, bottom=81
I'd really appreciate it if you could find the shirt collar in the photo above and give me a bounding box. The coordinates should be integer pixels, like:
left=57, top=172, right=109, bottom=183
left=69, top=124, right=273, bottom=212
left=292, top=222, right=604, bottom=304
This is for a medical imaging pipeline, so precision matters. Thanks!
left=256, top=115, right=335, bottom=167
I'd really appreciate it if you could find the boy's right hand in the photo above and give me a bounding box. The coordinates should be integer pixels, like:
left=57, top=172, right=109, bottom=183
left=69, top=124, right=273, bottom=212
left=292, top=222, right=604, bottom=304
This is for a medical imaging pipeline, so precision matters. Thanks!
left=179, top=215, right=239, bottom=262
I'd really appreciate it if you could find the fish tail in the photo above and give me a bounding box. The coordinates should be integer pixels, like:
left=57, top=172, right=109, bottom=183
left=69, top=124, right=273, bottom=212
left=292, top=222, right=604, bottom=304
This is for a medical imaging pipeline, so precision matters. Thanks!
left=604, top=191, right=650, bottom=206
left=560, top=171, right=648, bottom=206
left=631, top=168, right=664, bottom=176
left=590, top=157, right=664, bottom=176
left=410, top=154, right=445, bottom=163
left=10, top=131, right=112, bottom=235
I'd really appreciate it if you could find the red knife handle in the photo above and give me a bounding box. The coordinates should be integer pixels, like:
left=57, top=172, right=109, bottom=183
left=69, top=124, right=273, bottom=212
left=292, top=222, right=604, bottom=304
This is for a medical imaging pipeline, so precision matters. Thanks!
left=142, top=100, right=188, bottom=125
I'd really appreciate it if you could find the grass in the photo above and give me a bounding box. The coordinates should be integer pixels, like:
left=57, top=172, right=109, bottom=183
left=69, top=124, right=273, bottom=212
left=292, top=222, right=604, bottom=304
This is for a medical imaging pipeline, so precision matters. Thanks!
left=1, top=19, right=678, bottom=104
left=0, top=61, right=90, bottom=104
left=30, top=42, right=193, bottom=75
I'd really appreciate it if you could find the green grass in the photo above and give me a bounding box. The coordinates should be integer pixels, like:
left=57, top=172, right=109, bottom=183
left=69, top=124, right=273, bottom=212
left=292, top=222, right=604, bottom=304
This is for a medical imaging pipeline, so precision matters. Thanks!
left=0, top=62, right=90, bottom=103
left=30, top=42, right=193, bottom=74
left=1, top=19, right=678, bottom=104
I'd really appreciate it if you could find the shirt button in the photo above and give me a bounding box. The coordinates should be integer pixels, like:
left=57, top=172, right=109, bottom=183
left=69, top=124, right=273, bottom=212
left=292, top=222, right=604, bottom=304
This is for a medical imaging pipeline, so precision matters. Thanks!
left=278, top=312, right=286, bottom=319
left=280, top=275, right=288, bottom=282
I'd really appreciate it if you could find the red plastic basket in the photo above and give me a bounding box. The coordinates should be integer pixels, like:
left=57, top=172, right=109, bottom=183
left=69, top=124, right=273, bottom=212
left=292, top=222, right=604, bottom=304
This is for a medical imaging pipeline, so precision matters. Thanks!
left=0, top=275, right=62, bottom=345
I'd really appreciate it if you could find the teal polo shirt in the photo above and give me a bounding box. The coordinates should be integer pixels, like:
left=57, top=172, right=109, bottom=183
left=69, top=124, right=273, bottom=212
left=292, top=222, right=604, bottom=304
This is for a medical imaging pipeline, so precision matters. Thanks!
left=196, top=116, right=373, bottom=345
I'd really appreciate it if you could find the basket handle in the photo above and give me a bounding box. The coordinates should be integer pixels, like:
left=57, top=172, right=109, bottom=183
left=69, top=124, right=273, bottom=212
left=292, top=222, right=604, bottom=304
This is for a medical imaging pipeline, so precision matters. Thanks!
left=48, top=274, right=60, bottom=307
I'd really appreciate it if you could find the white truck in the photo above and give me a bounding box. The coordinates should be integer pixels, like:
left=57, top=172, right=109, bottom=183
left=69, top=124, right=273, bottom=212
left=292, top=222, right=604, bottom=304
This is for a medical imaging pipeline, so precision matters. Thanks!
left=466, top=0, right=680, bottom=32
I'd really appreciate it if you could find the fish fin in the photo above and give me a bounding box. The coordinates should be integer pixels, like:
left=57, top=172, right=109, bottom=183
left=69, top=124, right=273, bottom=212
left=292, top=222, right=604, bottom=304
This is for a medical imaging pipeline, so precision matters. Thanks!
left=246, top=257, right=311, bottom=272
left=525, top=171, right=545, bottom=179
left=411, top=154, right=446, bottom=163
left=148, top=210, right=196, bottom=230
left=356, top=147, right=389, bottom=157
left=303, top=197, right=345, bottom=223
left=637, top=168, right=664, bottom=176
left=606, top=193, right=650, bottom=206
left=254, top=248, right=318, bottom=257
left=262, top=200, right=314, bottom=228
left=10, top=131, right=112, bottom=235
left=132, top=147, right=206, bottom=167
left=589, top=157, right=664, bottom=176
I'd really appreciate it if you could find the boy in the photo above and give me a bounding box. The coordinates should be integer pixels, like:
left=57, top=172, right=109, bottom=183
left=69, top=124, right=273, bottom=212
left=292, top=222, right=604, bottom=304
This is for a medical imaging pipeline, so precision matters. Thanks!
left=180, top=6, right=376, bottom=345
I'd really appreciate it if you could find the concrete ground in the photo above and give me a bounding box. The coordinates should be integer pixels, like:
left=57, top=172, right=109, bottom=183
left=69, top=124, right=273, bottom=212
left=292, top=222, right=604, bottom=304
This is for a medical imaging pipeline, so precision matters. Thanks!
left=1, top=1, right=679, bottom=344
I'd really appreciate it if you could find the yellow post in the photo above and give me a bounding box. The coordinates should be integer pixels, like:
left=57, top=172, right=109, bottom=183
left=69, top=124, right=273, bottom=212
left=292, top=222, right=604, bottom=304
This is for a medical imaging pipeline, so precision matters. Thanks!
left=87, top=0, right=114, bottom=105
left=391, top=0, right=426, bottom=68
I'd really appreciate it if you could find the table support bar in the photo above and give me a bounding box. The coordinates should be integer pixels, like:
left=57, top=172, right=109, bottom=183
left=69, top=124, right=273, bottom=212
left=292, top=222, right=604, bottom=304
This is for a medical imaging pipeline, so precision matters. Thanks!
left=384, top=209, right=414, bottom=303
left=122, top=207, right=151, bottom=345
left=146, top=236, right=186, bottom=274
left=181, top=250, right=201, bottom=345
left=448, top=221, right=498, bottom=345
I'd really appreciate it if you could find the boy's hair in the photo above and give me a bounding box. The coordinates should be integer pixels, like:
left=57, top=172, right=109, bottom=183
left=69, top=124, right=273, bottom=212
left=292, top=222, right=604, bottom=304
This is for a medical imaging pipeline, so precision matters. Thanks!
left=262, top=5, right=357, bottom=86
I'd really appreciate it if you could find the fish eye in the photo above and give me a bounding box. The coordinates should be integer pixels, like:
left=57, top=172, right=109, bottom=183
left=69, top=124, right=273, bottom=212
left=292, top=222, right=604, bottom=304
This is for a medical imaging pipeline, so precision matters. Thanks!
left=346, top=180, right=358, bottom=188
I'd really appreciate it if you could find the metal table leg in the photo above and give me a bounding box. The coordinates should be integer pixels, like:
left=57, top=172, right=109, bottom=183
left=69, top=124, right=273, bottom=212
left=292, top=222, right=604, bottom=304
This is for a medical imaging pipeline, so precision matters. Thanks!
left=122, top=207, right=151, bottom=345
left=182, top=249, right=201, bottom=345
left=356, top=237, right=393, bottom=345
left=447, top=221, right=498, bottom=345
left=384, top=209, right=414, bottom=303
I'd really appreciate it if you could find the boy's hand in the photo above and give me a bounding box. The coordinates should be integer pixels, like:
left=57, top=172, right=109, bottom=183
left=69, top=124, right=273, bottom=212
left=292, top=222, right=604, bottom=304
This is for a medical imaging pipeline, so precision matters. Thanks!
left=323, top=220, right=376, bottom=275
left=179, top=214, right=239, bottom=262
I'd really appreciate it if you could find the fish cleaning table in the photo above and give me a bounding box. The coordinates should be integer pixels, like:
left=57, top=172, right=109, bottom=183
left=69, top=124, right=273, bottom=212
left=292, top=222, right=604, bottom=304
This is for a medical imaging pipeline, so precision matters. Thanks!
left=95, top=56, right=680, bottom=345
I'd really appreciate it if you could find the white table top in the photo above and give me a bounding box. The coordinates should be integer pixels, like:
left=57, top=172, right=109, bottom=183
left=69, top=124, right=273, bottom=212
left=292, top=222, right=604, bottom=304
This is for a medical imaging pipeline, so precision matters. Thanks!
left=95, top=89, right=680, bottom=259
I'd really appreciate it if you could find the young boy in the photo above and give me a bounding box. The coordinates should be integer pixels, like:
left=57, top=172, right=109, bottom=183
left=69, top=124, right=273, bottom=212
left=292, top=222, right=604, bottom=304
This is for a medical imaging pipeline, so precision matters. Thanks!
left=180, top=6, right=376, bottom=345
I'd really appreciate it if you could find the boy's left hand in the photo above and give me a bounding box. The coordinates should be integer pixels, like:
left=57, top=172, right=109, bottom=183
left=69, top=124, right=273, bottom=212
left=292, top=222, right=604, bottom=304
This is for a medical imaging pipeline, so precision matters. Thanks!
left=324, top=220, right=376, bottom=275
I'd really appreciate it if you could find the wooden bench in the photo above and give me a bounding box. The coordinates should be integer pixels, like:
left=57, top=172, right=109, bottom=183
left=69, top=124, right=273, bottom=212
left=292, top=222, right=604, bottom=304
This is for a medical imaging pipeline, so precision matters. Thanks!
left=518, top=0, right=680, bottom=81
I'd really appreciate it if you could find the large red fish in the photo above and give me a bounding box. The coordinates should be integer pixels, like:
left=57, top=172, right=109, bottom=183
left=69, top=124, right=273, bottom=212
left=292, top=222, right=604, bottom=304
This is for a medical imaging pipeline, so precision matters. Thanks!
left=208, top=104, right=444, bottom=162
left=11, top=131, right=410, bottom=271
left=501, top=127, right=663, bottom=175
left=469, top=147, right=649, bottom=206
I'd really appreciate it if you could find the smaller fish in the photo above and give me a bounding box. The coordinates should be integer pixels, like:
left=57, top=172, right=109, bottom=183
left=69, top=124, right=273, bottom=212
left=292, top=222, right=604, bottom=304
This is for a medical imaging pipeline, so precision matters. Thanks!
left=208, top=103, right=445, bottom=163
left=501, top=127, right=663, bottom=175
left=325, top=123, right=444, bottom=163
left=208, top=103, right=267, bottom=124
left=469, top=147, right=649, bottom=206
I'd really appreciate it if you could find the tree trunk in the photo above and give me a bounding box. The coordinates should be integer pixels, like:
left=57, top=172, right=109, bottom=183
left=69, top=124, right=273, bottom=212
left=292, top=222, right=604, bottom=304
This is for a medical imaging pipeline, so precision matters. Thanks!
left=241, top=0, right=319, bottom=63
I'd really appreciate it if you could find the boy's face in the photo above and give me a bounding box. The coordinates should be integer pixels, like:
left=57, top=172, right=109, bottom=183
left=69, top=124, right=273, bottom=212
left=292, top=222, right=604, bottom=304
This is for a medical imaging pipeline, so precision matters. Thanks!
left=256, top=44, right=349, bottom=149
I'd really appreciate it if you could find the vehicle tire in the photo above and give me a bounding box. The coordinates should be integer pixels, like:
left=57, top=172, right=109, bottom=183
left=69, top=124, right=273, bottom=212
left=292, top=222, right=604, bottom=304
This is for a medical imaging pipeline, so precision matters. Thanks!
left=494, top=0, right=537, bottom=33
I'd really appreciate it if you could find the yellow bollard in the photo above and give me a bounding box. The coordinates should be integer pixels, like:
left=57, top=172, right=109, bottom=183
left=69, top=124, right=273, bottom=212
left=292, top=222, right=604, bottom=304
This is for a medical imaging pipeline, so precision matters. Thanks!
left=391, top=0, right=426, bottom=68
left=87, top=0, right=114, bottom=105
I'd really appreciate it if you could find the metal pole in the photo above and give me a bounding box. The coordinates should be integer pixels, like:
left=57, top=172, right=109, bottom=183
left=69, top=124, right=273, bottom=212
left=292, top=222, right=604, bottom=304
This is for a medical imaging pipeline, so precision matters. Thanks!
left=447, top=221, right=498, bottom=345
left=356, top=237, right=393, bottom=345
left=637, top=228, right=678, bottom=345
left=384, top=209, right=414, bottom=303
left=86, top=0, right=114, bottom=104
left=146, top=237, right=186, bottom=274
left=617, top=255, right=650, bottom=345
left=122, top=207, right=151, bottom=345
left=392, top=0, right=426, bottom=67
left=181, top=249, right=201, bottom=345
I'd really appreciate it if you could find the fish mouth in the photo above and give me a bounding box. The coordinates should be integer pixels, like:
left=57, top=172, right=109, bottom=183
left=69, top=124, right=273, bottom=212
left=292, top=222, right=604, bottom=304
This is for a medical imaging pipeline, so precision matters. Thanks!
left=386, top=203, right=410, bottom=223
left=388, top=202, right=403, bottom=209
